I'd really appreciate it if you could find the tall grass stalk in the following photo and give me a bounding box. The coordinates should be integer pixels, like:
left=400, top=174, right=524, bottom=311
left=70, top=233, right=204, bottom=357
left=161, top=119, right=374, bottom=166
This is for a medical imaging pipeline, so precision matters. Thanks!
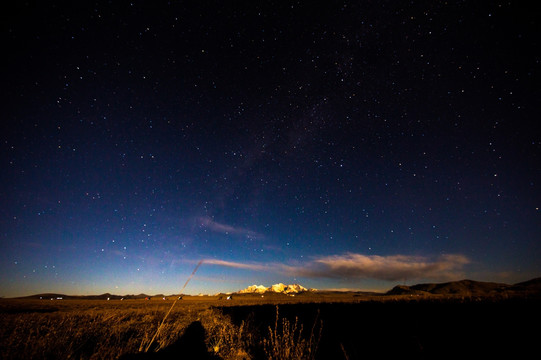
left=143, top=260, right=203, bottom=352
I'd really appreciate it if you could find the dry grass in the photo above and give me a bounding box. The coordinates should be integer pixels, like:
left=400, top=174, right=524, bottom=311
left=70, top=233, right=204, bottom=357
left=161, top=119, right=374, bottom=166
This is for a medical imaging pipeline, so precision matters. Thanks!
left=0, top=300, right=204, bottom=359
left=263, top=306, right=322, bottom=360
left=199, top=308, right=252, bottom=359
left=0, top=300, right=324, bottom=360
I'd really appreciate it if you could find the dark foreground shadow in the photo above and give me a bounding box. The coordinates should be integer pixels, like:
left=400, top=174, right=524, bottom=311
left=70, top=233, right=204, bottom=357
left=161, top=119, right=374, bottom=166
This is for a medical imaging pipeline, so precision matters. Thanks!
left=220, top=298, right=541, bottom=359
left=119, top=321, right=221, bottom=360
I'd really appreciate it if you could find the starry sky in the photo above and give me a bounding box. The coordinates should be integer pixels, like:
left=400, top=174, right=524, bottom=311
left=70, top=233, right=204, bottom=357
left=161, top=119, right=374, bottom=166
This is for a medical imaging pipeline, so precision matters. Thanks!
left=1, top=1, right=539, bottom=297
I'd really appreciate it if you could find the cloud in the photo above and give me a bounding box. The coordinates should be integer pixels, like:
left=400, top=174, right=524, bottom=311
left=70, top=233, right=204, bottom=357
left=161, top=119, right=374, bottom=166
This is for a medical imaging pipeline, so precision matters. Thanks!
left=195, top=216, right=260, bottom=238
left=288, top=253, right=470, bottom=281
left=203, top=258, right=269, bottom=271
left=202, top=252, right=471, bottom=282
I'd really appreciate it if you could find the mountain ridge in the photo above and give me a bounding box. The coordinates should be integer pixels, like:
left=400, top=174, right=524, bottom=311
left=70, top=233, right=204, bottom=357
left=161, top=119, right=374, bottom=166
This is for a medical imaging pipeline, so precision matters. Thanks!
left=10, top=277, right=541, bottom=299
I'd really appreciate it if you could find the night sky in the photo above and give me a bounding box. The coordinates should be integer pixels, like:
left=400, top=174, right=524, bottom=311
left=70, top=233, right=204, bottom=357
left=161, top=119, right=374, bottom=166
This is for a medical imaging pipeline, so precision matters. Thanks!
left=1, top=1, right=539, bottom=297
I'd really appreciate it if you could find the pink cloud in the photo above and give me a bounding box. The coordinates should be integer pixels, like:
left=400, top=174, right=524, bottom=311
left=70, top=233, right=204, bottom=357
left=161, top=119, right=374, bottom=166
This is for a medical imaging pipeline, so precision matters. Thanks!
left=291, top=253, right=470, bottom=281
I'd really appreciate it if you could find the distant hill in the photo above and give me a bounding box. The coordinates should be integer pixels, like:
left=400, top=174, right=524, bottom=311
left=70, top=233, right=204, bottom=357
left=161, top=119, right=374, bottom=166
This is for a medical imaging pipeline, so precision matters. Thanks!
left=510, top=277, right=541, bottom=290
left=386, top=278, right=541, bottom=298
left=386, top=285, right=429, bottom=296
left=412, top=279, right=509, bottom=296
left=22, top=293, right=69, bottom=300
left=17, top=293, right=152, bottom=300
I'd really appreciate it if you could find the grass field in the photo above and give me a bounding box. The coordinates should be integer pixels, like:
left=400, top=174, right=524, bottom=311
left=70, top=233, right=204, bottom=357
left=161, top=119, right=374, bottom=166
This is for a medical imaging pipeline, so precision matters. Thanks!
left=0, top=297, right=235, bottom=360
left=0, top=294, right=538, bottom=359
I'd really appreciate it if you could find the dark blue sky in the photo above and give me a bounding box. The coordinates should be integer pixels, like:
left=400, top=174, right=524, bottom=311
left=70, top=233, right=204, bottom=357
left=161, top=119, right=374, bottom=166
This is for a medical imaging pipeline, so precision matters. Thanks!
left=1, top=1, right=539, bottom=296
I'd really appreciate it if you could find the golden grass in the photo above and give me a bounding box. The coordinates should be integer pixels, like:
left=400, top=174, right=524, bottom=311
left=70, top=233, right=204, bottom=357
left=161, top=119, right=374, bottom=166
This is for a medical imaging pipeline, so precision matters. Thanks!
left=199, top=308, right=252, bottom=359
left=0, top=300, right=324, bottom=360
left=0, top=300, right=205, bottom=359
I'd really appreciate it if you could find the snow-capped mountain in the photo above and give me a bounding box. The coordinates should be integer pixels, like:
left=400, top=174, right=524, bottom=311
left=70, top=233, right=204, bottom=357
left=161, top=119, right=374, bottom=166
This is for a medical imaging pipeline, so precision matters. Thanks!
left=238, top=285, right=268, bottom=294
left=238, top=283, right=314, bottom=294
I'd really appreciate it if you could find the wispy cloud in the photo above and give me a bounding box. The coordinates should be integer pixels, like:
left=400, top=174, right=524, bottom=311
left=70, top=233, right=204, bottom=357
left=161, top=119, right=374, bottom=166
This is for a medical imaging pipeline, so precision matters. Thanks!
left=286, top=253, right=470, bottom=281
left=205, top=252, right=470, bottom=282
left=195, top=216, right=260, bottom=238
left=203, top=258, right=270, bottom=271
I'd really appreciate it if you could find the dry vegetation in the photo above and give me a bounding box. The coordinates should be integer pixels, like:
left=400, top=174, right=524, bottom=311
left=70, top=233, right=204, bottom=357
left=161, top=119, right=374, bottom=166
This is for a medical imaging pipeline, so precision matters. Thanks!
left=263, top=307, right=322, bottom=360
left=0, top=299, right=321, bottom=360
left=0, top=300, right=206, bottom=359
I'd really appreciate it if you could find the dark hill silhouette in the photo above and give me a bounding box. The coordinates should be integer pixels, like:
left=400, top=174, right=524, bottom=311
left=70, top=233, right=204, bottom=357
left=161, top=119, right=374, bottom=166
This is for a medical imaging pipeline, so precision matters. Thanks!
left=22, top=293, right=68, bottom=300
left=511, top=277, right=541, bottom=289
left=17, top=293, right=152, bottom=300
left=507, top=277, right=541, bottom=297
left=386, top=285, right=430, bottom=296
left=386, top=278, right=541, bottom=298
left=411, top=279, right=509, bottom=296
